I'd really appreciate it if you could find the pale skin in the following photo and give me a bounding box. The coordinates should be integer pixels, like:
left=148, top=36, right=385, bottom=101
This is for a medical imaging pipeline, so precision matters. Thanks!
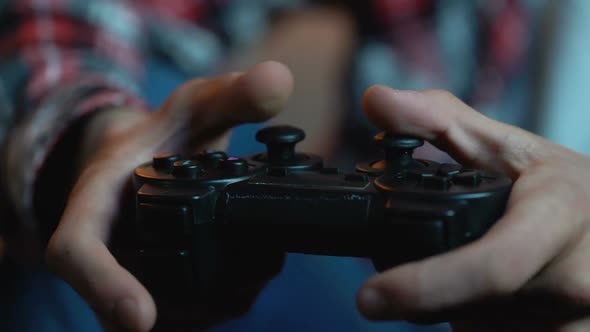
left=43, top=60, right=590, bottom=332
left=357, top=86, right=590, bottom=332
left=46, top=61, right=294, bottom=331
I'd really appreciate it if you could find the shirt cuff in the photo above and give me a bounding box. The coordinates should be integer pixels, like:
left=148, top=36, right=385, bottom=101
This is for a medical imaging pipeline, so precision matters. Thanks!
left=0, top=75, right=148, bottom=231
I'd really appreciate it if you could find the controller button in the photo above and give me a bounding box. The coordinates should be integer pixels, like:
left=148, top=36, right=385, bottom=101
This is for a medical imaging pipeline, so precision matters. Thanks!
left=374, top=133, right=424, bottom=149
left=370, top=160, right=386, bottom=171
left=153, top=153, right=181, bottom=172
left=437, top=163, right=462, bottom=177
left=406, top=167, right=436, bottom=180
left=320, top=167, right=340, bottom=174
left=344, top=173, right=369, bottom=183
left=172, top=160, right=202, bottom=178
left=453, top=171, right=482, bottom=186
left=373, top=133, right=425, bottom=172
left=195, top=150, right=227, bottom=169
left=221, top=157, right=248, bottom=176
left=423, top=175, right=452, bottom=190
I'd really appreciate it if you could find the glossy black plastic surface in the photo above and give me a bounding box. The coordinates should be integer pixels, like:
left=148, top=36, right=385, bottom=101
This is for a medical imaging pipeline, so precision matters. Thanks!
left=114, top=125, right=513, bottom=299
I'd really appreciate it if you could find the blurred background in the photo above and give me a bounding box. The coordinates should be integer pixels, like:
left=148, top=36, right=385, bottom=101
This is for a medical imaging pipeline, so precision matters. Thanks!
left=2, top=0, right=590, bottom=331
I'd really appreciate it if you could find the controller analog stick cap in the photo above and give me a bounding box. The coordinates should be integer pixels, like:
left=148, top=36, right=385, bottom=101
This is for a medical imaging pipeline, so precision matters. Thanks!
left=374, top=132, right=425, bottom=173
left=374, top=133, right=424, bottom=149
left=255, top=125, right=305, bottom=163
left=256, top=125, right=305, bottom=145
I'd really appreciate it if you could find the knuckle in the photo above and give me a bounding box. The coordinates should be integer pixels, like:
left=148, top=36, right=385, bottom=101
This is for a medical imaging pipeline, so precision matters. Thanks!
left=501, top=129, right=546, bottom=171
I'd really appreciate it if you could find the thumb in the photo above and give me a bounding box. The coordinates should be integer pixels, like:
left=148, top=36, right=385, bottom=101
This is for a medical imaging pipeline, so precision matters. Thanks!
left=362, top=85, right=551, bottom=178
left=154, top=60, right=294, bottom=152
left=356, top=86, right=572, bottom=323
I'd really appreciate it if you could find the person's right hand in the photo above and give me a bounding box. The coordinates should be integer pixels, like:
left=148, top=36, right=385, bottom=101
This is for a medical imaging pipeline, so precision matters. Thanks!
left=45, top=61, right=293, bottom=331
left=356, top=86, right=590, bottom=332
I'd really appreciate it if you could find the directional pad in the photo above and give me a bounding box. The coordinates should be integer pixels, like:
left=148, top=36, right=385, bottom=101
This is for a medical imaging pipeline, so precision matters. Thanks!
left=195, top=150, right=227, bottom=169
left=374, top=160, right=490, bottom=192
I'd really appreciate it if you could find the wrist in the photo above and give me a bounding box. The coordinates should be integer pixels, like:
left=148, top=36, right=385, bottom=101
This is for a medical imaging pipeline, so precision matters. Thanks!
left=77, top=106, right=148, bottom=173
left=32, top=106, right=148, bottom=244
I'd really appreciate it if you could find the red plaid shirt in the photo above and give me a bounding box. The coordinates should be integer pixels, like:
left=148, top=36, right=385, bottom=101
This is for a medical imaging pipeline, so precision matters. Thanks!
left=0, top=0, right=531, bottom=234
left=0, top=0, right=300, bottom=232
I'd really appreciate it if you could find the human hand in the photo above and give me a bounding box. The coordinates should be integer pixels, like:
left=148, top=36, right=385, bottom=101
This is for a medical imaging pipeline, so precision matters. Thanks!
left=45, top=61, right=293, bottom=331
left=356, top=86, right=590, bottom=332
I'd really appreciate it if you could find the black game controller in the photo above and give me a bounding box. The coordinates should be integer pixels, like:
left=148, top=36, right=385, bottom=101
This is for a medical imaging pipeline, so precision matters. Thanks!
left=114, top=125, right=512, bottom=300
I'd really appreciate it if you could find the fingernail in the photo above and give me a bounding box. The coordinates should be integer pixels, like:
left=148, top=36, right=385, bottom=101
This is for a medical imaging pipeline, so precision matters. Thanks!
left=114, top=298, right=138, bottom=331
left=357, top=287, right=389, bottom=319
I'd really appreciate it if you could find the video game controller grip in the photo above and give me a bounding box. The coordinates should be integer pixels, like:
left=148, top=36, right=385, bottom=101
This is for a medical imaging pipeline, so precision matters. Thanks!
left=112, top=125, right=512, bottom=300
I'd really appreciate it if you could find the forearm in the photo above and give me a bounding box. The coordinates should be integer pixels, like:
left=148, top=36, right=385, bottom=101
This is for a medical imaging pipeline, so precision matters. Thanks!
left=0, top=0, right=147, bottom=245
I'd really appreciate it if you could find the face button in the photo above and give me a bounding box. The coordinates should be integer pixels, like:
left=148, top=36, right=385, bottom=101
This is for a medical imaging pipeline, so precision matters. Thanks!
left=153, top=154, right=182, bottom=172
left=437, top=163, right=462, bottom=177
left=172, top=160, right=202, bottom=178
left=453, top=171, right=482, bottom=187
left=221, top=157, right=248, bottom=176
left=195, top=150, right=227, bottom=169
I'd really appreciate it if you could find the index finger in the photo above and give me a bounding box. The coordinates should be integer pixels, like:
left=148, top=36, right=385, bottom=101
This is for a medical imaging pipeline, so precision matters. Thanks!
left=362, top=85, right=553, bottom=178
left=357, top=181, right=580, bottom=321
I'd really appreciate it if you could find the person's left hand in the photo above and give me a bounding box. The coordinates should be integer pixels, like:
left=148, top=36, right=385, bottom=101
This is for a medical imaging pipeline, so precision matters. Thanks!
left=356, top=85, right=590, bottom=332
left=45, top=61, right=293, bottom=331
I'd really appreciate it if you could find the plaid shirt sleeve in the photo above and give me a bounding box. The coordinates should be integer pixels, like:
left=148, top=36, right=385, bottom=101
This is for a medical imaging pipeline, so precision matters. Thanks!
left=0, top=0, right=310, bottom=235
left=0, top=0, right=149, bottom=230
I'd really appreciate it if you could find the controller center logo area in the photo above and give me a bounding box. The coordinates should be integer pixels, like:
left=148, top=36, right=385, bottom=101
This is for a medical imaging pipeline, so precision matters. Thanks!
left=111, top=125, right=512, bottom=301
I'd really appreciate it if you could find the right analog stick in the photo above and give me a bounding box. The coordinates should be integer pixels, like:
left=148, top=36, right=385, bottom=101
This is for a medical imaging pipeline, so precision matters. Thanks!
left=373, top=132, right=425, bottom=174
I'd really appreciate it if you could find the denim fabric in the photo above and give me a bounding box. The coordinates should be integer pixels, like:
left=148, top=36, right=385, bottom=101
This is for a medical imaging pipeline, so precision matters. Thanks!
left=0, top=260, right=102, bottom=332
